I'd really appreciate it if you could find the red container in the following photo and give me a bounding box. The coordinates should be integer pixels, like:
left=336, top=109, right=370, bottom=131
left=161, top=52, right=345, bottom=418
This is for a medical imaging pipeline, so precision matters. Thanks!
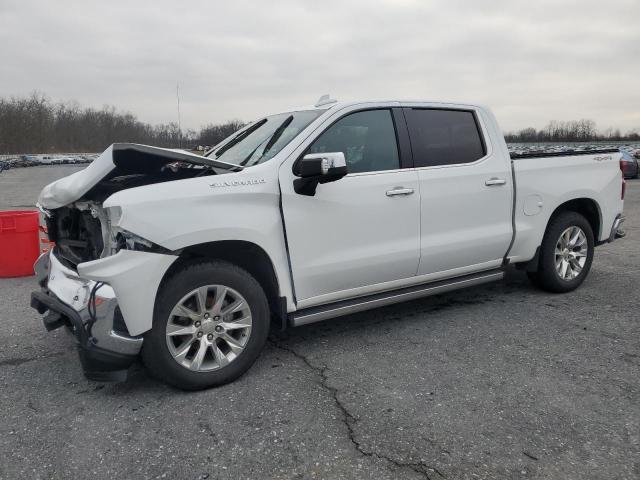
left=0, top=210, right=40, bottom=277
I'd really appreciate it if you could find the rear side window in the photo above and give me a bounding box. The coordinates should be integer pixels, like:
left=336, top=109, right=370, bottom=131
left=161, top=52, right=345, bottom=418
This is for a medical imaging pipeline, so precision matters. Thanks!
left=307, top=109, right=400, bottom=174
left=405, top=109, right=486, bottom=167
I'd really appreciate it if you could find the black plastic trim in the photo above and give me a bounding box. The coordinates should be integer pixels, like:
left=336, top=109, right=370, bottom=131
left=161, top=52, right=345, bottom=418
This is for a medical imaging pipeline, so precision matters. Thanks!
left=43, top=311, right=65, bottom=332
left=510, top=148, right=618, bottom=159
left=290, top=268, right=504, bottom=326
left=515, top=246, right=541, bottom=272
left=276, top=296, right=288, bottom=331
left=112, top=306, right=131, bottom=336
left=277, top=180, right=297, bottom=308
left=392, top=107, right=414, bottom=169
left=30, top=291, right=135, bottom=381
left=31, top=291, right=88, bottom=343
left=77, top=344, right=134, bottom=382
left=503, top=159, right=518, bottom=262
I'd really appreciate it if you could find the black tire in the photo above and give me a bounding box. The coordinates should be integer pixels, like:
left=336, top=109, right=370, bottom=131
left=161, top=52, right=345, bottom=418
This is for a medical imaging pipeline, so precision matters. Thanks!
left=142, top=260, right=270, bottom=390
left=527, top=211, right=594, bottom=293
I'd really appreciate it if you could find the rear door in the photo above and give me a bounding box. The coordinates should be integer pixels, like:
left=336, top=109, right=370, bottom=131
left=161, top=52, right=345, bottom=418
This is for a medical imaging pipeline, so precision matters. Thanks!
left=403, top=106, right=513, bottom=276
left=279, top=107, right=421, bottom=307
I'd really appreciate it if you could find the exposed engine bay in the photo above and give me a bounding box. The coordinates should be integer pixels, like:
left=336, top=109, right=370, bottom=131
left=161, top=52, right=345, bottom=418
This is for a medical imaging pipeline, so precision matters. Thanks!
left=45, top=204, right=105, bottom=267
left=82, top=143, right=232, bottom=203
left=41, top=143, right=237, bottom=268
left=46, top=199, right=171, bottom=269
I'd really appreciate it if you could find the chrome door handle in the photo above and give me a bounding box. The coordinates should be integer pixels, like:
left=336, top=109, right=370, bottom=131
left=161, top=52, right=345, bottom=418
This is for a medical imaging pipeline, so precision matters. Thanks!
left=386, top=187, right=414, bottom=197
left=485, top=177, right=506, bottom=186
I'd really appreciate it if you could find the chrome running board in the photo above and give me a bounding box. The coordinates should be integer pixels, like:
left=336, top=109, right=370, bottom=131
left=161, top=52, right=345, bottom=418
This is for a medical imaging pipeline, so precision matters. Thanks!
left=290, top=269, right=504, bottom=327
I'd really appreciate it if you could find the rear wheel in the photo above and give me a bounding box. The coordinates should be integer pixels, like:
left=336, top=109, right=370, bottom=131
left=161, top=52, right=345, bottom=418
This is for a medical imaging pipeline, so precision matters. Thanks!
left=142, top=261, right=270, bottom=390
left=527, top=211, right=594, bottom=293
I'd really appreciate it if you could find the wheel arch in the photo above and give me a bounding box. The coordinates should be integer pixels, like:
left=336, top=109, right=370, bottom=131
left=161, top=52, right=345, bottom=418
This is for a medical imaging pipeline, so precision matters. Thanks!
left=521, top=197, right=601, bottom=272
left=162, top=240, right=287, bottom=328
left=548, top=197, right=602, bottom=240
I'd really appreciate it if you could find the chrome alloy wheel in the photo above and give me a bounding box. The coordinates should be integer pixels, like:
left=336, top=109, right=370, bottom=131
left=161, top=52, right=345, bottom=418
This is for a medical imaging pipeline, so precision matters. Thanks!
left=165, top=285, right=252, bottom=371
left=554, top=226, right=588, bottom=281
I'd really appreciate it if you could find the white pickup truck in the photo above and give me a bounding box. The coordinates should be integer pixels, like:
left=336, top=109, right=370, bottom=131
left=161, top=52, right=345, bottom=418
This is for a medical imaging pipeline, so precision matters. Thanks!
left=31, top=98, right=626, bottom=390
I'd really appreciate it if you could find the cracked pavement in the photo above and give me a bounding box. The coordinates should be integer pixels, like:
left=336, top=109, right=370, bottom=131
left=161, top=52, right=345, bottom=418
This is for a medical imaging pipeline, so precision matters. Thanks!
left=1, top=166, right=639, bottom=479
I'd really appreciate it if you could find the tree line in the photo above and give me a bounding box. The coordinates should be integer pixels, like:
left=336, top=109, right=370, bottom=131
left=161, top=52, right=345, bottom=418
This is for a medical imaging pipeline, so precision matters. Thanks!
left=1, top=93, right=638, bottom=154
left=0, top=93, right=244, bottom=154
left=504, top=119, right=640, bottom=143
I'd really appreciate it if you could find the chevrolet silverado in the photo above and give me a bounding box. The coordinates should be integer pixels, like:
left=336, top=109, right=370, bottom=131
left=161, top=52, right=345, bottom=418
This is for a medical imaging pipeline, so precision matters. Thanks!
left=31, top=98, right=626, bottom=389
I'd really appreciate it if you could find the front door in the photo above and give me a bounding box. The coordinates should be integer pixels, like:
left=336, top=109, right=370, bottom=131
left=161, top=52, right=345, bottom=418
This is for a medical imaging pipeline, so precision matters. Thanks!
left=280, top=108, right=421, bottom=306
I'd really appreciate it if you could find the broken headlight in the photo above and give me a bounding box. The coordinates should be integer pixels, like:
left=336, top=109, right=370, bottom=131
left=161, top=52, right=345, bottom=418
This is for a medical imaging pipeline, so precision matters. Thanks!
left=105, top=207, right=168, bottom=255
left=113, top=229, right=156, bottom=253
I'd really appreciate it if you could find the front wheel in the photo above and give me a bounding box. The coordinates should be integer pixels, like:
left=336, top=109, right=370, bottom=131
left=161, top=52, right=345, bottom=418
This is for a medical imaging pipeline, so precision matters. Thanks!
left=142, top=261, right=270, bottom=390
left=527, top=211, right=594, bottom=293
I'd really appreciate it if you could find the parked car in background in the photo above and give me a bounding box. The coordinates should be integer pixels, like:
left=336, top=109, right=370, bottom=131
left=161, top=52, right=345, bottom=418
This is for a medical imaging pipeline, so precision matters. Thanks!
left=620, top=149, right=639, bottom=178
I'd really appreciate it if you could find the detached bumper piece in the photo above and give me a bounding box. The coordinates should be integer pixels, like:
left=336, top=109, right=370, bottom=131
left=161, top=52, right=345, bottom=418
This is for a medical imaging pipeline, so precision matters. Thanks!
left=30, top=291, right=136, bottom=382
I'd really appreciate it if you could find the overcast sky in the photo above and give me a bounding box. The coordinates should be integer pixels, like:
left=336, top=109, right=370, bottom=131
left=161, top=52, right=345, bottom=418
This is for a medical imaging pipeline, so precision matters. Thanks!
left=1, top=0, right=638, bottom=132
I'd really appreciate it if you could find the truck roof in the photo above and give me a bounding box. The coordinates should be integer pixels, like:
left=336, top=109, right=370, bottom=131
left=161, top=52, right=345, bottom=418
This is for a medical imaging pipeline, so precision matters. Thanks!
left=271, top=98, right=488, bottom=117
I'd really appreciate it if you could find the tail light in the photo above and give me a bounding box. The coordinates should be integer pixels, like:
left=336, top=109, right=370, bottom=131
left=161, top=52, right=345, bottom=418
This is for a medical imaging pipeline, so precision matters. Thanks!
left=620, top=159, right=626, bottom=200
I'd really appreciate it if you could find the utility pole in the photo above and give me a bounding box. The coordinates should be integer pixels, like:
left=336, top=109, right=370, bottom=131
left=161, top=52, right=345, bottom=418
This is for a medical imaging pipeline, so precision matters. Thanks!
left=176, top=82, right=182, bottom=148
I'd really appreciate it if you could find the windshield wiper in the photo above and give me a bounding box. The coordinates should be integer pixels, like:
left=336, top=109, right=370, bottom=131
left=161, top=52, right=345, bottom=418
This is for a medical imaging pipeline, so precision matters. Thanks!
left=211, top=118, right=267, bottom=159
left=240, top=115, right=294, bottom=167
left=262, top=115, right=293, bottom=157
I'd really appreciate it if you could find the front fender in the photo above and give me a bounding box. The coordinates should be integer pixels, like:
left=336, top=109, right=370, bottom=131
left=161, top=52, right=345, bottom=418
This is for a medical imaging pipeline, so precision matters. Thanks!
left=102, top=164, right=295, bottom=312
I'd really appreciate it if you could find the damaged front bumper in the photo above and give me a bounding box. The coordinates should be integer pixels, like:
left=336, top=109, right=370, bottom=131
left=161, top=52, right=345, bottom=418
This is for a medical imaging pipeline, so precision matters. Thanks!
left=30, top=251, right=144, bottom=381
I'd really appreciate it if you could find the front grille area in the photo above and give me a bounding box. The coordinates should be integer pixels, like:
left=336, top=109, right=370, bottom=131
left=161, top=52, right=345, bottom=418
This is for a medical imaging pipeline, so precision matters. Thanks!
left=49, top=207, right=103, bottom=268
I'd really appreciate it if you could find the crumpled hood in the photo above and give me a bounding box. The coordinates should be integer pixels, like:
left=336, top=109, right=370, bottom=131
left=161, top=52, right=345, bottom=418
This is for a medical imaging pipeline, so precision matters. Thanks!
left=38, top=143, right=239, bottom=209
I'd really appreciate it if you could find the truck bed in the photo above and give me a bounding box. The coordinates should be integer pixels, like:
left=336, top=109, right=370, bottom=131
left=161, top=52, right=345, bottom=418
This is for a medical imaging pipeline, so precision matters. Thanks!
left=507, top=148, right=624, bottom=263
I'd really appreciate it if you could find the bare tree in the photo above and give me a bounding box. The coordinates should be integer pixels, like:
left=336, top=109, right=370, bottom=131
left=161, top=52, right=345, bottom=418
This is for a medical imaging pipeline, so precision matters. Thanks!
left=0, top=93, right=245, bottom=154
left=504, top=118, right=636, bottom=143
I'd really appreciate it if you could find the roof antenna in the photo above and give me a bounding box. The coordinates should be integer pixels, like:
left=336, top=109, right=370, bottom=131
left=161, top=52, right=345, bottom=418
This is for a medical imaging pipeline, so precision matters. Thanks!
left=315, top=94, right=338, bottom=107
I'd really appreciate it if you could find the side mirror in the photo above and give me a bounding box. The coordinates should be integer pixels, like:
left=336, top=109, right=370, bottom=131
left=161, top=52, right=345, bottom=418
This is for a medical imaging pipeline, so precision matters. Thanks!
left=294, top=152, right=348, bottom=196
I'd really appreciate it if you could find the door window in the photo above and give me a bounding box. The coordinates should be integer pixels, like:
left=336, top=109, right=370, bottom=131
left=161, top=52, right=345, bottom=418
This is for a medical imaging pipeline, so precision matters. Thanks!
left=307, top=109, right=400, bottom=173
left=405, top=109, right=486, bottom=167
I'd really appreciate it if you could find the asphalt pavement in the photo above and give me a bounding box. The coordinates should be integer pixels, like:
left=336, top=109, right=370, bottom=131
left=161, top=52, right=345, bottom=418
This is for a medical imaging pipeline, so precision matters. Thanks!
left=0, top=166, right=638, bottom=479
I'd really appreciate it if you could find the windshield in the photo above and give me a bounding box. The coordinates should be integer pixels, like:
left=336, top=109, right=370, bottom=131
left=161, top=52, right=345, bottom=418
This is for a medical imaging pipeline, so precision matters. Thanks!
left=206, top=110, right=325, bottom=167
